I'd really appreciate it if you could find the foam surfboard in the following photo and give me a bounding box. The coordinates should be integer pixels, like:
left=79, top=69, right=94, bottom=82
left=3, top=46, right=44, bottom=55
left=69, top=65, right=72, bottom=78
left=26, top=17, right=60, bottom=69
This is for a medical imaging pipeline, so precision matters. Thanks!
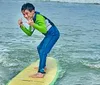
left=7, top=57, right=59, bottom=85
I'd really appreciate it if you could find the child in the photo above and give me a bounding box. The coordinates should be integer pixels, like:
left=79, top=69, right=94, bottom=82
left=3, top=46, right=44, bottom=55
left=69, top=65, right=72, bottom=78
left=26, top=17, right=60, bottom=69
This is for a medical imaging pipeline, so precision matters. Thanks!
left=18, top=3, right=60, bottom=78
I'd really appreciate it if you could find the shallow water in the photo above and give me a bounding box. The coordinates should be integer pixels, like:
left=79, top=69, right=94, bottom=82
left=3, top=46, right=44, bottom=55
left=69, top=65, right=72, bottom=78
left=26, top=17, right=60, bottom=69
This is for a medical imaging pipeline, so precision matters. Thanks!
left=0, top=1, right=100, bottom=85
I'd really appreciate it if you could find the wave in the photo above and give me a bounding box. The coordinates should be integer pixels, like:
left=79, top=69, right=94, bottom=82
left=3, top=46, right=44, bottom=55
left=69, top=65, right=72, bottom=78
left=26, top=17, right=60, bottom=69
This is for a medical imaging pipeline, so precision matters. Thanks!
left=81, top=59, right=100, bottom=69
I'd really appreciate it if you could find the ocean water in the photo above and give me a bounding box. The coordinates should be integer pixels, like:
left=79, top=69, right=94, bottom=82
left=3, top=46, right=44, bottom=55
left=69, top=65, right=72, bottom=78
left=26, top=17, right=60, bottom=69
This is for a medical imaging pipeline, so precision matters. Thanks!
left=1, top=0, right=100, bottom=3
left=0, top=0, right=100, bottom=85
left=50, top=0, right=100, bottom=3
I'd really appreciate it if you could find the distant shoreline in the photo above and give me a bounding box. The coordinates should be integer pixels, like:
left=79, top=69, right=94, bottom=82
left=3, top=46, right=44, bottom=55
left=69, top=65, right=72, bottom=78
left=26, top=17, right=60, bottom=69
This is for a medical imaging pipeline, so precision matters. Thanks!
left=50, top=0, right=100, bottom=5
left=0, top=0, right=100, bottom=5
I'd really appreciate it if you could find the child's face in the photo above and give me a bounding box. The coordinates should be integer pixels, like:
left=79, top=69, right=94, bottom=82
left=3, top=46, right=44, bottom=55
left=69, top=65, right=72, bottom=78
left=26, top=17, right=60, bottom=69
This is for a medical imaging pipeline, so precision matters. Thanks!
left=22, top=9, right=35, bottom=20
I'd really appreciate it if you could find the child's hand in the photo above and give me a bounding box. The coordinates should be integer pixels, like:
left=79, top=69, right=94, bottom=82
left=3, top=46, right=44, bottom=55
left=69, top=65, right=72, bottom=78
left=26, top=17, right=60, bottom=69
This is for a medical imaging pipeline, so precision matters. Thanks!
left=18, top=18, right=23, bottom=26
left=27, top=18, right=34, bottom=26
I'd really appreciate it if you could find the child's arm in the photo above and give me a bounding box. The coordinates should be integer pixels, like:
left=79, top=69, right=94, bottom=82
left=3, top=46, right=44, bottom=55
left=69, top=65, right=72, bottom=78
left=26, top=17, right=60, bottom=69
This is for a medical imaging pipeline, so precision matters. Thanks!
left=20, top=25, right=34, bottom=36
left=28, top=14, right=47, bottom=34
left=32, top=14, right=47, bottom=34
left=18, top=19, right=34, bottom=36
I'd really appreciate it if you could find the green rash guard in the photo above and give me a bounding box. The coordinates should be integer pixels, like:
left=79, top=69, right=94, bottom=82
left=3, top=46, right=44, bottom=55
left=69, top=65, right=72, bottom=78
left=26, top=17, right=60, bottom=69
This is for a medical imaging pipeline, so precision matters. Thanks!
left=20, top=14, right=48, bottom=36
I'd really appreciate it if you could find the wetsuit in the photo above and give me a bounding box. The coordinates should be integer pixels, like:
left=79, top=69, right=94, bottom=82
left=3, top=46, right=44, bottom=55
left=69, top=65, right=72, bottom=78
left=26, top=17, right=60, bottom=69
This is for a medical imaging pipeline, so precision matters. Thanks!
left=20, top=12, right=60, bottom=73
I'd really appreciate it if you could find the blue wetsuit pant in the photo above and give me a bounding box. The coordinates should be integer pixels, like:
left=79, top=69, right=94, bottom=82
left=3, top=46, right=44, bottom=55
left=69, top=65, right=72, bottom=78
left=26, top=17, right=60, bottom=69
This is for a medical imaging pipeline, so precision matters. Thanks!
left=37, top=26, right=60, bottom=73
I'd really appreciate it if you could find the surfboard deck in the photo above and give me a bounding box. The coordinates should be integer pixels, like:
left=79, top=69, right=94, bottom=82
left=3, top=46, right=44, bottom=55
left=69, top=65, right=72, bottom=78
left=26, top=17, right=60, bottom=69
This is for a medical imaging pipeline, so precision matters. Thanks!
left=7, top=57, right=59, bottom=85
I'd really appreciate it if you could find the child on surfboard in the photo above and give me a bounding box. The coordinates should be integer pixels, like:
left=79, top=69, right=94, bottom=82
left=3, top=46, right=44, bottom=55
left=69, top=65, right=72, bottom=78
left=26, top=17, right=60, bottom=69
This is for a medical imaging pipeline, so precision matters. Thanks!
left=18, top=3, right=60, bottom=78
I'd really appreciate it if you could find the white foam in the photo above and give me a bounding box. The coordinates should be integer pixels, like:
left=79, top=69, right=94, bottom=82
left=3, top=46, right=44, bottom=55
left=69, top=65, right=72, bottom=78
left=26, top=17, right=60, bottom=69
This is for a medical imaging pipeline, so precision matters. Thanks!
left=81, top=60, right=100, bottom=69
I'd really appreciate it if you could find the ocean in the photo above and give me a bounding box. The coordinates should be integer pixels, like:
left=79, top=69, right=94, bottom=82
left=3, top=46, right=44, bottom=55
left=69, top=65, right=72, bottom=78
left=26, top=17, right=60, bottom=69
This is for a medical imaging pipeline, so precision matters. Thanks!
left=0, top=0, right=100, bottom=85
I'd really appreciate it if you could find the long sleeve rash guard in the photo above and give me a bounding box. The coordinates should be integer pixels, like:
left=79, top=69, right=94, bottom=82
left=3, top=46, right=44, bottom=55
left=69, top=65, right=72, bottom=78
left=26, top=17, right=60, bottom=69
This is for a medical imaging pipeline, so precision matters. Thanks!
left=20, top=13, right=48, bottom=36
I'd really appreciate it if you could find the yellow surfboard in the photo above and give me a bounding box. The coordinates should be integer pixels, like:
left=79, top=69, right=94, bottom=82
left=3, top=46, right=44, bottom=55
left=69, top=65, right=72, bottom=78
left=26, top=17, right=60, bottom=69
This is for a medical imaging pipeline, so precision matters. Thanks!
left=7, top=57, right=59, bottom=85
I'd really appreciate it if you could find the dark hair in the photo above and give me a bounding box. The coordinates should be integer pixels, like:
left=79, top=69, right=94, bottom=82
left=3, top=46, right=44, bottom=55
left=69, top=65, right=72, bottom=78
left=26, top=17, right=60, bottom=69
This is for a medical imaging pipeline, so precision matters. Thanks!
left=21, top=3, right=35, bottom=12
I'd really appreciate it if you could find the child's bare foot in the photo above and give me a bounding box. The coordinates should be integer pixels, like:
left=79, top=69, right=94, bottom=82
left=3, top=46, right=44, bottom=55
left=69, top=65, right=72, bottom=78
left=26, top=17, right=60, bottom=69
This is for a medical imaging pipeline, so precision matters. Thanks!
left=34, top=67, right=47, bottom=70
left=34, top=67, right=38, bottom=69
left=29, top=73, right=45, bottom=78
